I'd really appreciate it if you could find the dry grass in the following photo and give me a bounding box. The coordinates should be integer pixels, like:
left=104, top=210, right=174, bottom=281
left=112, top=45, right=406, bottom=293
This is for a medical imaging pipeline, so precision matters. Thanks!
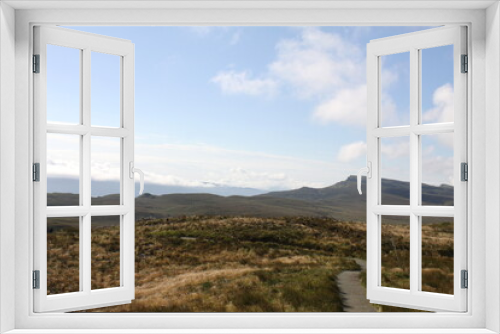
left=47, top=216, right=453, bottom=312
left=91, top=224, right=121, bottom=290
left=380, top=221, right=453, bottom=295
left=47, top=227, right=80, bottom=294
left=421, top=222, right=454, bottom=295
left=360, top=219, right=454, bottom=312
left=82, top=216, right=362, bottom=312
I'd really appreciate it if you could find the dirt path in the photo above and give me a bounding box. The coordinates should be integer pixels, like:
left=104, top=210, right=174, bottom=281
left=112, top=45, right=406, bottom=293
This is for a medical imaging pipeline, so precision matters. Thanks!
left=337, top=259, right=377, bottom=312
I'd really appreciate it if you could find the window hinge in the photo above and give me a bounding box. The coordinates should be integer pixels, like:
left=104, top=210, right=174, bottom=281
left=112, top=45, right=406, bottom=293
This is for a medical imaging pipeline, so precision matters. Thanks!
left=461, top=162, right=468, bottom=182
left=33, top=163, right=40, bottom=182
left=33, top=54, right=40, bottom=73
left=33, top=270, right=40, bottom=289
left=461, top=54, right=468, bottom=73
left=461, top=270, right=468, bottom=289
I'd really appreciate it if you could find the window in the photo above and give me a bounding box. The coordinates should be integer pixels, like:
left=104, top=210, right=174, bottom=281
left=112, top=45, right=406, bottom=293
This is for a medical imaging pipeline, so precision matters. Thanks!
left=4, top=2, right=494, bottom=332
left=33, top=26, right=138, bottom=312
left=364, top=26, right=467, bottom=312
left=37, top=27, right=465, bottom=312
left=35, top=25, right=467, bottom=314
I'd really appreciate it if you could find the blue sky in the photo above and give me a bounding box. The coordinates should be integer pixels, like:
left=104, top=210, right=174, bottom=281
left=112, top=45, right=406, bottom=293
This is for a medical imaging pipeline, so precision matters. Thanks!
left=46, top=26, right=455, bottom=194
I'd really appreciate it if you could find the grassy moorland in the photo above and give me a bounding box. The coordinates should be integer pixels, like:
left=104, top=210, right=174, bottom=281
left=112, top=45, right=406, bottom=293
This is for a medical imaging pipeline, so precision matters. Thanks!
left=358, top=219, right=454, bottom=312
left=46, top=215, right=453, bottom=313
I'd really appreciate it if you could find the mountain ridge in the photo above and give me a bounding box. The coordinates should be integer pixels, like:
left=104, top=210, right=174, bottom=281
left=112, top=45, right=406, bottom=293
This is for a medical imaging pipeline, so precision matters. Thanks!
left=47, top=177, right=266, bottom=197
left=48, top=175, right=453, bottom=223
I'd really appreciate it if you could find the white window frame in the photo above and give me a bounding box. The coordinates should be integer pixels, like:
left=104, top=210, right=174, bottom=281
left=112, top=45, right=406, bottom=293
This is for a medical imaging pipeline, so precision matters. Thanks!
left=0, top=1, right=499, bottom=333
left=33, top=25, right=136, bottom=313
left=366, top=26, right=468, bottom=312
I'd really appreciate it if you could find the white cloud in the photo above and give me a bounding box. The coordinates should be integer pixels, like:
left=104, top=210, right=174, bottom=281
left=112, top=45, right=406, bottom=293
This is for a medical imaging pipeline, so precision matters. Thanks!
left=337, top=141, right=367, bottom=163
left=46, top=133, right=353, bottom=191
left=311, top=76, right=400, bottom=127
left=47, top=136, right=122, bottom=183
left=379, top=93, right=401, bottom=126
left=46, top=134, right=80, bottom=178
left=144, top=172, right=209, bottom=188
left=47, top=158, right=79, bottom=178
left=381, top=140, right=410, bottom=159
left=133, top=140, right=346, bottom=190
left=90, top=137, right=121, bottom=182
left=422, top=83, right=454, bottom=124
left=208, top=27, right=410, bottom=129
left=210, top=27, right=407, bottom=128
left=214, top=167, right=292, bottom=190
left=422, top=83, right=454, bottom=148
left=211, top=27, right=366, bottom=102
left=269, top=27, right=363, bottom=99
left=379, top=140, right=411, bottom=182
left=211, top=70, right=277, bottom=96
left=437, top=133, right=454, bottom=148
left=212, top=27, right=407, bottom=128
left=422, top=147, right=454, bottom=186
left=313, top=85, right=367, bottom=126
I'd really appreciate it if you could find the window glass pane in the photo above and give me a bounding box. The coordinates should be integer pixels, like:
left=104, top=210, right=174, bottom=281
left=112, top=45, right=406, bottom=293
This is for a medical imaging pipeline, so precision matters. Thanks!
left=91, top=52, right=121, bottom=128
left=421, top=133, right=454, bottom=206
left=421, top=216, right=454, bottom=294
left=91, top=216, right=121, bottom=290
left=381, top=215, right=410, bottom=290
left=47, top=44, right=81, bottom=125
left=91, top=137, right=121, bottom=205
left=421, top=45, right=454, bottom=124
left=381, top=136, right=410, bottom=205
left=47, top=133, right=80, bottom=206
left=47, top=217, right=80, bottom=295
left=380, top=52, right=410, bottom=127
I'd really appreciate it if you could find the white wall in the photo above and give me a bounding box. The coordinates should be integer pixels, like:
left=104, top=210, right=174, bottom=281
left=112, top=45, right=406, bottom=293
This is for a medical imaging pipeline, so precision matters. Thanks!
left=0, top=2, right=16, bottom=333
left=4, top=4, right=494, bottom=332
left=486, top=2, right=500, bottom=333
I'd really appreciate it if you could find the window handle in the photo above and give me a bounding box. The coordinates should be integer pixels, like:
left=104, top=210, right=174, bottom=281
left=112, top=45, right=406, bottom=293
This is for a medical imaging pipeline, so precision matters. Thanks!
left=357, top=162, right=372, bottom=195
left=129, top=162, right=145, bottom=195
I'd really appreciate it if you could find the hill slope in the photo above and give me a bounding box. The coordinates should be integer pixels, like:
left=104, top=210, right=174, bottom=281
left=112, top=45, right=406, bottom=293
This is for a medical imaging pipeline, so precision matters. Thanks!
left=133, top=193, right=336, bottom=220
left=48, top=176, right=453, bottom=223
left=261, top=176, right=453, bottom=221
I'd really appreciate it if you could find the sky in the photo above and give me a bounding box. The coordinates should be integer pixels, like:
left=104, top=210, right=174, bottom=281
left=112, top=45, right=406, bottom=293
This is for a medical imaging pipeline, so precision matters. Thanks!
left=46, top=26, right=455, bottom=195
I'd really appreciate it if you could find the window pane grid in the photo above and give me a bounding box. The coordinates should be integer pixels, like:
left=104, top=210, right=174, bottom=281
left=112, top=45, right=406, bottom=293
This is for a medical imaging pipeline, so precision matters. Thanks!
left=44, top=46, right=127, bottom=296
left=366, top=25, right=466, bottom=312
left=35, top=25, right=135, bottom=312
left=376, top=47, right=456, bottom=295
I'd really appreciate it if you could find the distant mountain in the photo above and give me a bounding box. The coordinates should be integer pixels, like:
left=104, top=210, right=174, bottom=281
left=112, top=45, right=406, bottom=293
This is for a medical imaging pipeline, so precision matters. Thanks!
left=47, top=177, right=266, bottom=197
left=259, top=176, right=453, bottom=222
left=264, top=175, right=453, bottom=206
left=48, top=176, right=454, bottom=223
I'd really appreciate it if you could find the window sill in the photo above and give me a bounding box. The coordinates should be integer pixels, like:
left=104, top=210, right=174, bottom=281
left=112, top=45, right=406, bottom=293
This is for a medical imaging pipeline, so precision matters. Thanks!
left=4, top=329, right=498, bottom=334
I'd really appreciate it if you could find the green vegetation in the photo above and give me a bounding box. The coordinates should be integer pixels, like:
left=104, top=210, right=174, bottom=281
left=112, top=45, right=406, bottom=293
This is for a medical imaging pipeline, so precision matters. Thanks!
left=47, top=176, right=454, bottom=311
left=47, top=220, right=80, bottom=295
left=45, top=215, right=454, bottom=313
left=358, top=219, right=454, bottom=312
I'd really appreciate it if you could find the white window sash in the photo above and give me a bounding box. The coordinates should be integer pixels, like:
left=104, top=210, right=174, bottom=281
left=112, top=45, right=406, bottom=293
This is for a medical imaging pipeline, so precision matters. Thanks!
left=366, top=26, right=467, bottom=312
left=33, top=25, right=136, bottom=313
